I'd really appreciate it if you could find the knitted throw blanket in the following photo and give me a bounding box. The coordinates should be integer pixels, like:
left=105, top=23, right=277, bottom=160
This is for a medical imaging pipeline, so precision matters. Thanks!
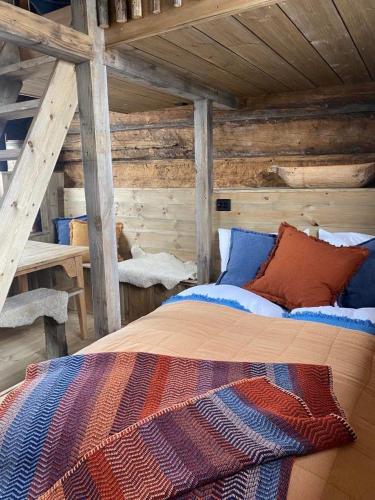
left=0, top=352, right=355, bottom=500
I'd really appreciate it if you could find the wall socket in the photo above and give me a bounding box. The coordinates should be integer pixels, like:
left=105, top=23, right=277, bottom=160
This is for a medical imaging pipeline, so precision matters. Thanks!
left=216, top=199, right=231, bottom=211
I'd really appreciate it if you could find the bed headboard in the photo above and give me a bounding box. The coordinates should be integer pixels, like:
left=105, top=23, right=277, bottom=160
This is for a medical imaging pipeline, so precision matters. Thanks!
left=65, top=187, right=375, bottom=275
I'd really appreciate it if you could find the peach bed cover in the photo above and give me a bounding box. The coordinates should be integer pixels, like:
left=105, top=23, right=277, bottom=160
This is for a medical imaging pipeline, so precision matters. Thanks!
left=81, top=300, right=375, bottom=500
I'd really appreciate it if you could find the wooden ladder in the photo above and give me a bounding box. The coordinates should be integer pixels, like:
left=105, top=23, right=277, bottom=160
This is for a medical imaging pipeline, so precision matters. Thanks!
left=0, top=42, right=56, bottom=163
left=0, top=45, right=78, bottom=316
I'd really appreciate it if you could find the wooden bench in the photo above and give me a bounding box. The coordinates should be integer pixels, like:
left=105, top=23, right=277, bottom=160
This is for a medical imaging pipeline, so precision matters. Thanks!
left=79, top=265, right=196, bottom=325
left=0, top=288, right=69, bottom=359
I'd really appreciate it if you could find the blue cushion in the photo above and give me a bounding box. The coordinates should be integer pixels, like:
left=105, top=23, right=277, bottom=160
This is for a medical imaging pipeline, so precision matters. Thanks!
left=54, top=215, right=87, bottom=245
left=339, top=238, right=375, bottom=308
left=217, top=228, right=276, bottom=287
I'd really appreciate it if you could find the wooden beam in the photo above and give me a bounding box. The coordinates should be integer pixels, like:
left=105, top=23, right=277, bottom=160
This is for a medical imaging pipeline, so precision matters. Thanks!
left=194, top=99, right=213, bottom=284
left=105, top=0, right=279, bottom=46
left=105, top=48, right=240, bottom=109
left=0, top=99, right=40, bottom=120
left=0, top=60, right=77, bottom=314
left=72, top=0, right=121, bottom=338
left=0, top=1, right=93, bottom=63
left=0, top=55, right=55, bottom=80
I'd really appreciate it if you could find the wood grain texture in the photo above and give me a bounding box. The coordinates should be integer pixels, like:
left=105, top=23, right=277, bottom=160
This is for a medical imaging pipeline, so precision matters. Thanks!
left=61, top=112, right=375, bottom=162
left=114, top=0, right=127, bottom=22
left=105, top=0, right=279, bottom=46
left=161, top=26, right=286, bottom=94
left=65, top=187, right=375, bottom=277
left=0, top=1, right=93, bottom=63
left=0, top=60, right=77, bottom=314
left=105, top=47, right=240, bottom=109
left=235, top=5, right=340, bottom=87
left=72, top=0, right=121, bottom=338
left=0, top=99, right=40, bottom=120
left=61, top=82, right=375, bottom=190
left=0, top=42, right=21, bottom=141
left=197, top=16, right=311, bottom=91
left=44, top=316, right=68, bottom=359
left=194, top=99, right=213, bottom=284
left=334, top=0, right=375, bottom=79
left=279, top=0, right=370, bottom=84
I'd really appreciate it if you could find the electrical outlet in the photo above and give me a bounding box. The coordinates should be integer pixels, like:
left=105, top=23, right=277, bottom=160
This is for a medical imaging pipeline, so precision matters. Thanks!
left=216, top=199, right=231, bottom=211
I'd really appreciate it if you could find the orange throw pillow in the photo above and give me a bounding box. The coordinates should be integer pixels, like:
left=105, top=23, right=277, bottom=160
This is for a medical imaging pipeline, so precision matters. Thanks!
left=70, top=219, right=124, bottom=263
left=244, top=222, right=369, bottom=310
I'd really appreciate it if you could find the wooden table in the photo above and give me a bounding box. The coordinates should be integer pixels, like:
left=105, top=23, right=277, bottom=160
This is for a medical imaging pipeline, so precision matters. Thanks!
left=15, top=241, right=89, bottom=339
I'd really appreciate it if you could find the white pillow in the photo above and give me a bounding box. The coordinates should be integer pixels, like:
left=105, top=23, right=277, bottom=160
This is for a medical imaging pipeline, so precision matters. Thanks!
left=319, top=228, right=374, bottom=247
left=218, top=228, right=231, bottom=272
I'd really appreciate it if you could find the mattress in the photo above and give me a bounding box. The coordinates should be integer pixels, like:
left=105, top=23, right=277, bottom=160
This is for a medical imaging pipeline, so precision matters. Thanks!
left=80, top=300, right=375, bottom=500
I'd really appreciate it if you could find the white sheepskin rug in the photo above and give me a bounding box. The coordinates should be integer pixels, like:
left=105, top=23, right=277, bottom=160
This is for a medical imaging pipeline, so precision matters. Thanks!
left=118, top=246, right=197, bottom=289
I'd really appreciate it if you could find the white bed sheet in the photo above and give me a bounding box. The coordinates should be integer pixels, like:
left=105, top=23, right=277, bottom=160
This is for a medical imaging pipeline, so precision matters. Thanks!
left=175, top=285, right=375, bottom=325
left=177, top=284, right=284, bottom=317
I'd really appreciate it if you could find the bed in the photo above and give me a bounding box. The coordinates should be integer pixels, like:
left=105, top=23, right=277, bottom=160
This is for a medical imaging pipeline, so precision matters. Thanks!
left=1, top=226, right=374, bottom=499
left=66, top=293, right=374, bottom=500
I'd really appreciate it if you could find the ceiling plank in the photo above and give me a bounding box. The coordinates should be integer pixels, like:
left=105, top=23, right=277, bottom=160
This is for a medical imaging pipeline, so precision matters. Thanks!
left=161, top=26, right=287, bottom=94
left=333, top=0, right=375, bottom=80
left=197, top=16, right=313, bottom=91
left=0, top=1, right=93, bottom=63
left=105, top=0, right=280, bottom=46
left=128, top=37, right=259, bottom=97
left=236, top=5, right=341, bottom=87
left=279, top=0, right=371, bottom=84
left=105, top=48, right=241, bottom=109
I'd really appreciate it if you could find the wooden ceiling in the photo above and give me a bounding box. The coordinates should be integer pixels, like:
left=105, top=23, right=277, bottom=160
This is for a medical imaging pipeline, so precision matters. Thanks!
left=20, top=0, right=375, bottom=113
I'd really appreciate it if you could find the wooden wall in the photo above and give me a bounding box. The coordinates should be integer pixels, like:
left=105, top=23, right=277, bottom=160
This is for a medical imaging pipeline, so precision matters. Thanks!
left=60, top=83, right=375, bottom=189
left=65, top=187, right=375, bottom=277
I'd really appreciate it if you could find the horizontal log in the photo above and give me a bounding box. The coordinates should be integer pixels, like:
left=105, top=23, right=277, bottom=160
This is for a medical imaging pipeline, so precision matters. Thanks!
left=63, top=154, right=375, bottom=189
left=0, top=2, right=93, bottom=63
left=61, top=113, right=375, bottom=162
left=104, top=48, right=240, bottom=109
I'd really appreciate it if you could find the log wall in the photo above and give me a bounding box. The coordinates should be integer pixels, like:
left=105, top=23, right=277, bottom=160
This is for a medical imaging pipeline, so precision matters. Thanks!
left=60, top=83, right=375, bottom=189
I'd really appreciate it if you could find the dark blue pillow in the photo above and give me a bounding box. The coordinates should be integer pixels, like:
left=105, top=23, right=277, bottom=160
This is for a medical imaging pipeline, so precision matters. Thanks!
left=339, top=238, right=375, bottom=308
left=217, top=228, right=276, bottom=287
left=54, top=215, right=87, bottom=245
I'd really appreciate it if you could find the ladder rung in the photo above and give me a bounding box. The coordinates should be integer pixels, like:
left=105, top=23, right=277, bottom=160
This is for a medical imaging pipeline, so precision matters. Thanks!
left=0, top=149, right=20, bottom=161
left=0, top=99, right=40, bottom=120
left=0, top=55, right=55, bottom=80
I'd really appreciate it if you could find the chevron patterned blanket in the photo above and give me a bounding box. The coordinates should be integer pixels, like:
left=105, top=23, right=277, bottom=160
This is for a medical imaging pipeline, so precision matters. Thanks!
left=0, top=352, right=355, bottom=500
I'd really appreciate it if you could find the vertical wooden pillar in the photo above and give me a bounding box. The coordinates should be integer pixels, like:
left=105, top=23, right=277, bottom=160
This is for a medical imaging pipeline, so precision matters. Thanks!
left=194, top=99, right=213, bottom=284
left=72, top=0, right=121, bottom=338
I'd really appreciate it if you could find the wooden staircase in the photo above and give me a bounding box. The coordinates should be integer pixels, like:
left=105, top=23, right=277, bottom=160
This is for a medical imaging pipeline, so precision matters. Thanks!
left=0, top=42, right=55, bottom=165
left=0, top=41, right=78, bottom=313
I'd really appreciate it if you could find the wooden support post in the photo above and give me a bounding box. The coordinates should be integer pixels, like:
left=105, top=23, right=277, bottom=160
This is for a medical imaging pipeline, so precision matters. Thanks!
left=194, top=99, right=213, bottom=284
left=72, top=0, right=121, bottom=338
left=44, top=316, right=68, bottom=359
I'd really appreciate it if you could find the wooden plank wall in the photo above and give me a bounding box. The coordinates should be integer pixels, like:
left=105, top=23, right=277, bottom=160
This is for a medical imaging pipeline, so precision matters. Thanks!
left=61, top=83, right=375, bottom=189
left=65, top=187, right=375, bottom=277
